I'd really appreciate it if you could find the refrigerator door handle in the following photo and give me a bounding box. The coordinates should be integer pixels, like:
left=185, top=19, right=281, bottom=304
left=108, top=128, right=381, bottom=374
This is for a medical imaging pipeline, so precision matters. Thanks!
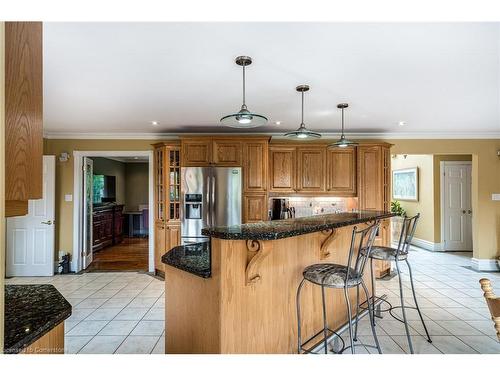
left=211, top=174, right=216, bottom=227
left=206, top=174, right=211, bottom=227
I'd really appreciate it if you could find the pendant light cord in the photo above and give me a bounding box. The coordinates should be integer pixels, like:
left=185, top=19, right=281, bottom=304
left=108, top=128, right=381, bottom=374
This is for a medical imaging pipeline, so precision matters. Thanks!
left=301, top=91, right=305, bottom=125
left=341, top=107, right=345, bottom=136
left=242, top=63, right=246, bottom=107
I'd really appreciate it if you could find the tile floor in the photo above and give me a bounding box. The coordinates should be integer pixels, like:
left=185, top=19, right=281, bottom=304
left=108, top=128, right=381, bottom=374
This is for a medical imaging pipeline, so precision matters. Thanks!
left=6, top=272, right=165, bottom=354
left=5, top=246, right=500, bottom=354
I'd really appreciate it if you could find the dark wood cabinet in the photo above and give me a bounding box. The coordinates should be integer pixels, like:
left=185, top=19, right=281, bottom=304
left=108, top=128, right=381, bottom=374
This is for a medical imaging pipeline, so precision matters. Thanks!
left=92, top=204, right=124, bottom=252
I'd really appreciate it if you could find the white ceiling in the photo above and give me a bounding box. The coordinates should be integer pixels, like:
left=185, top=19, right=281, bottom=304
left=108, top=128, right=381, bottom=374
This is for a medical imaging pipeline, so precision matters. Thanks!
left=43, top=22, right=500, bottom=137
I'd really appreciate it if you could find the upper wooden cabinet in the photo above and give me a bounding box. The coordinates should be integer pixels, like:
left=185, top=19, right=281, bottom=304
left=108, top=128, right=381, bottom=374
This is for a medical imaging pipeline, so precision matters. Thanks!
left=326, top=148, right=356, bottom=196
left=357, top=144, right=391, bottom=211
left=296, top=148, right=326, bottom=192
left=182, top=139, right=212, bottom=166
left=181, top=137, right=243, bottom=167
left=269, top=146, right=296, bottom=192
left=243, top=193, right=268, bottom=223
left=5, top=22, right=43, bottom=217
left=243, top=140, right=268, bottom=192
left=213, top=139, right=242, bottom=166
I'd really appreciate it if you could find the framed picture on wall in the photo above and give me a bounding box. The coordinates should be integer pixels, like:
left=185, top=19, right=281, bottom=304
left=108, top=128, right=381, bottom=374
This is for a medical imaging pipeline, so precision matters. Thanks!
left=392, top=167, right=419, bottom=201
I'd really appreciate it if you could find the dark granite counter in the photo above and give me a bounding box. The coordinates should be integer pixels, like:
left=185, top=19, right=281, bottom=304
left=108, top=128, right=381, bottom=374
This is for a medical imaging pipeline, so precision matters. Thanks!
left=162, top=241, right=211, bottom=279
left=201, top=210, right=394, bottom=240
left=4, top=284, right=72, bottom=354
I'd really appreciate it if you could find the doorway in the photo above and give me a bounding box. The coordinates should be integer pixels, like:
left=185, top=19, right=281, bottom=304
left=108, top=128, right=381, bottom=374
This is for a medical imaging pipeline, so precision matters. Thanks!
left=440, top=161, right=473, bottom=251
left=73, top=151, right=154, bottom=273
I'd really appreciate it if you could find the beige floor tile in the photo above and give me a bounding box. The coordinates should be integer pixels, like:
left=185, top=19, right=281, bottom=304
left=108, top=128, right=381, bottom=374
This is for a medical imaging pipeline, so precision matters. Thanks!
left=142, top=308, right=165, bottom=321
left=85, top=308, right=122, bottom=321
left=65, top=336, right=93, bottom=354
left=115, top=335, right=159, bottom=354
left=98, top=320, right=139, bottom=336
left=391, top=335, right=441, bottom=354
left=431, top=336, right=477, bottom=354
left=130, top=320, right=165, bottom=336
left=456, top=336, right=500, bottom=354
left=66, top=320, right=108, bottom=336
left=114, top=307, right=149, bottom=320
left=79, top=335, right=127, bottom=354
left=435, top=320, right=483, bottom=336
left=151, top=337, right=165, bottom=354
left=76, top=298, right=108, bottom=309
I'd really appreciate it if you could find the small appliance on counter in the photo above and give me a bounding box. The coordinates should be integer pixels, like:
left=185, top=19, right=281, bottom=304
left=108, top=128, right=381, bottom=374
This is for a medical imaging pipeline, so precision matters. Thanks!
left=270, top=198, right=295, bottom=220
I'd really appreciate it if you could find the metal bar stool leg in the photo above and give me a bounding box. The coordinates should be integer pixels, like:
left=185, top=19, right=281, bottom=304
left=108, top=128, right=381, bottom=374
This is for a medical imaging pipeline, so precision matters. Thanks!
left=296, top=278, right=306, bottom=354
left=396, top=259, right=414, bottom=354
left=353, top=284, right=360, bottom=341
left=361, top=280, right=382, bottom=354
left=370, top=258, right=378, bottom=324
left=321, top=285, right=329, bottom=354
left=405, top=259, right=432, bottom=343
left=343, top=287, right=355, bottom=354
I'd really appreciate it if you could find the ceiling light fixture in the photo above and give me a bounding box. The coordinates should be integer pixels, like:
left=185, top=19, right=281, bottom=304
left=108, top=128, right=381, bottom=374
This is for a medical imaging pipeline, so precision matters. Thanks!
left=151, top=121, right=159, bottom=126
left=328, top=103, right=358, bottom=148
left=284, top=85, right=321, bottom=139
left=398, top=121, right=406, bottom=126
left=275, top=121, right=281, bottom=125
left=220, top=56, right=267, bottom=128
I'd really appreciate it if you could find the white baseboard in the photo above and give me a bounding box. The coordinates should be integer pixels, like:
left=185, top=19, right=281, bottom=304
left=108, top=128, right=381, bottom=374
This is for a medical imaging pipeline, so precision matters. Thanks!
left=471, top=258, right=500, bottom=272
left=410, top=237, right=443, bottom=251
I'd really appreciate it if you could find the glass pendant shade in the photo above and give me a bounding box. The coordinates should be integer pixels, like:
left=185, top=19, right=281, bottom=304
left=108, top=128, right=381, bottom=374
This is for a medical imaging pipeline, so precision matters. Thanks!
left=328, top=103, right=358, bottom=148
left=284, top=85, right=322, bottom=139
left=220, top=56, right=267, bottom=128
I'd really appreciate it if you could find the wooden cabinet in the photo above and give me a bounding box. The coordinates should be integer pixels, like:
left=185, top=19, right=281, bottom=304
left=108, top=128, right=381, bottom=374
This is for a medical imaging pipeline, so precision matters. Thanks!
left=92, top=205, right=124, bottom=252
left=357, top=144, right=392, bottom=277
left=153, top=142, right=181, bottom=275
left=326, top=148, right=356, bottom=196
left=243, top=140, right=268, bottom=192
left=21, top=322, right=64, bottom=354
left=5, top=22, right=43, bottom=217
left=212, top=139, right=242, bottom=166
left=243, top=193, right=268, bottom=223
left=296, top=148, right=325, bottom=192
left=181, top=137, right=243, bottom=167
left=269, top=146, right=296, bottom=192
left=182, top=139, right=212, bottom=166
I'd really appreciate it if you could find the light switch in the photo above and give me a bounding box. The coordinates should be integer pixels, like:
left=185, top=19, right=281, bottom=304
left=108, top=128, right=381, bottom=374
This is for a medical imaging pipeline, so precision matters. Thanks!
left=492, top=194, right=500, bottom=201
left=65, top=194, right=73, bottom=202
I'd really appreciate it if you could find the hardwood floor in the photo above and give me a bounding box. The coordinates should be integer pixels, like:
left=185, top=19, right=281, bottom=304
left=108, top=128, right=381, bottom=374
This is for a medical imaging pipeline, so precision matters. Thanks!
left=86, top=237, right=149, bottom=272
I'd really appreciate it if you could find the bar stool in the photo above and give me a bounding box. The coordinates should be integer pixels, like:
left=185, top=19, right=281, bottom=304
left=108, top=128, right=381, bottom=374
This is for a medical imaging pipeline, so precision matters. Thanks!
left=296, top=222, right=382, bottom=354
left=363, top=213, right=432, bottom=354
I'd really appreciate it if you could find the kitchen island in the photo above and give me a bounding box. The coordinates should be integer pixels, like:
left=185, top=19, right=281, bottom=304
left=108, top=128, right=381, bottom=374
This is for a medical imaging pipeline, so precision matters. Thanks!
left=162, top=211, right=394, bottom=354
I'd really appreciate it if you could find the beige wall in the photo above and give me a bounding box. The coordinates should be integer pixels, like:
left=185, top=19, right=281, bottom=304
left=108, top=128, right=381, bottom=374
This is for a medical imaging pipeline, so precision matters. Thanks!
left=91, top=157, right=126, bottom=204
left=43, top=139, right=155, bottom=255
left=44, top=138, right=500, bottom=262
left=391, top=155, right=435, bottom=242
left=433, top=155, right=472, bottom=243
left=389, top=139, right=500, bottom=260
left=125, top=163, right=149, bottom=211
left=0, top=21, right=5, bottom=352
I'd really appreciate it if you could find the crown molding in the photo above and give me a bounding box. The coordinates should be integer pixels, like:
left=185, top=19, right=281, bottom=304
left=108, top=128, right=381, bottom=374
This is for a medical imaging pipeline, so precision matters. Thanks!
left=42, top=131, right=500, bottom=140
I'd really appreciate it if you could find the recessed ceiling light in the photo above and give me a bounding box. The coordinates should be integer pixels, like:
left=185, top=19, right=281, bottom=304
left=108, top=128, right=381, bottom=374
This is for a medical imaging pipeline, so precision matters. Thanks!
left=398, top=121, right=407, bottom=126
left=151, top=121, right=159, bottom=126
left=275, top=121, right=281, bottom=125
left=134, top=157, right=139, bottom=160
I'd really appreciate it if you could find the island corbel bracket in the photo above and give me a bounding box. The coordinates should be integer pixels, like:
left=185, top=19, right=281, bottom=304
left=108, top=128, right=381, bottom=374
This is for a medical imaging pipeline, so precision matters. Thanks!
left=245, top=240, right=271, bottom=285
left=320, top=228, right=338, bottom=259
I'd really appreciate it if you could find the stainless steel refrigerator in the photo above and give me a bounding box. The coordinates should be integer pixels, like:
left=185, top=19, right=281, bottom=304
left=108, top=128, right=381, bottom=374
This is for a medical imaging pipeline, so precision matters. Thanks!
left=180, top=167, right=242, bottom=244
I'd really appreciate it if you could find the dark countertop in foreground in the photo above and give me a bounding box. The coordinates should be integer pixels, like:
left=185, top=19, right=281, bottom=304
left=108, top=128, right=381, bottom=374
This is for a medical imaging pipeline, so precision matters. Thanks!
left=201, top=210, right=395, bottom=240
left=162, top=241, right=211, bottom=279
left=4, top=284, right=72, bottom=354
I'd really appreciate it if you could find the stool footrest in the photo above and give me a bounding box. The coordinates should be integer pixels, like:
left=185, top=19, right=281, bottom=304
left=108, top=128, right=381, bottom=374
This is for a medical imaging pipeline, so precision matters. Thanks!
left=299, top=328, right=345, bottom=354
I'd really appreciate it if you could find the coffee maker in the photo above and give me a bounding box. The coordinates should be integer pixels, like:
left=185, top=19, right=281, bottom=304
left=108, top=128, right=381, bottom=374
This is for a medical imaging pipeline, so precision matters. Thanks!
left=270, top=198, right=295, bottom=220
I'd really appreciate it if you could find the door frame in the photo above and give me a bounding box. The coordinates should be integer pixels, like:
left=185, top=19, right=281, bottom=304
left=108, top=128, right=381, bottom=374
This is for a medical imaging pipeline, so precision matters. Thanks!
left=440, top=160, right=473, bottom=252
left=73, top=150, right=154, bottom=273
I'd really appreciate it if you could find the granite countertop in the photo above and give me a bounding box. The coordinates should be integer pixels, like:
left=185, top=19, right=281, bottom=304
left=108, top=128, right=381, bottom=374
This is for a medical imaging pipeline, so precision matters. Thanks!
left=162, top=241, right=211, bottom=279
left=4, top=284, right=72, bottom=354
left=201, top=210, right=395, bottom=240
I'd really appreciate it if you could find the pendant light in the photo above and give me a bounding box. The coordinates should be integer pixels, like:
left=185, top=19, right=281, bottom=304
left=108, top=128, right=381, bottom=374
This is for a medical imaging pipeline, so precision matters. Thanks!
left=284, top=85, right=321, bottom=139
left=220, top=56, right=268, bottom=128
left=328, top=103, right=358, bottom=148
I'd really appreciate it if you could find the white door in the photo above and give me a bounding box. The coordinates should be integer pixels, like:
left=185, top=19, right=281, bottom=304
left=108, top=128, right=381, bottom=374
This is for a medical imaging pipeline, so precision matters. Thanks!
left=82, top=157, right=94, bottom=269
left=443, top=162, right=472, bottom=251
left=6, top=156, right=56, bottom=276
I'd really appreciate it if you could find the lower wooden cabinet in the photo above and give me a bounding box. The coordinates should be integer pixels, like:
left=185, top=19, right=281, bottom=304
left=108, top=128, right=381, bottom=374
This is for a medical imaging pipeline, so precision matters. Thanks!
left=154, top=222, right=181, bottom=274
left=21, top=322, right=64, bottom=354
left=92, top=204, right=124, bottom=252
left=243, top=193, right=268, bottom=223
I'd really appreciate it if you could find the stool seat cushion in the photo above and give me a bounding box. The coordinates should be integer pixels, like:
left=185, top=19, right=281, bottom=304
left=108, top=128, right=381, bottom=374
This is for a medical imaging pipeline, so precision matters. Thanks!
left=303, top=263, right=362, bottom=288
left=362, top=246, right=408, bottom=261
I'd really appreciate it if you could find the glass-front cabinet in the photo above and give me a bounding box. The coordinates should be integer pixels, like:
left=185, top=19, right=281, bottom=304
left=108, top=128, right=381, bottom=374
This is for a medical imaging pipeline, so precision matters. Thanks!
left=153, top=142, right=181, bottom=275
